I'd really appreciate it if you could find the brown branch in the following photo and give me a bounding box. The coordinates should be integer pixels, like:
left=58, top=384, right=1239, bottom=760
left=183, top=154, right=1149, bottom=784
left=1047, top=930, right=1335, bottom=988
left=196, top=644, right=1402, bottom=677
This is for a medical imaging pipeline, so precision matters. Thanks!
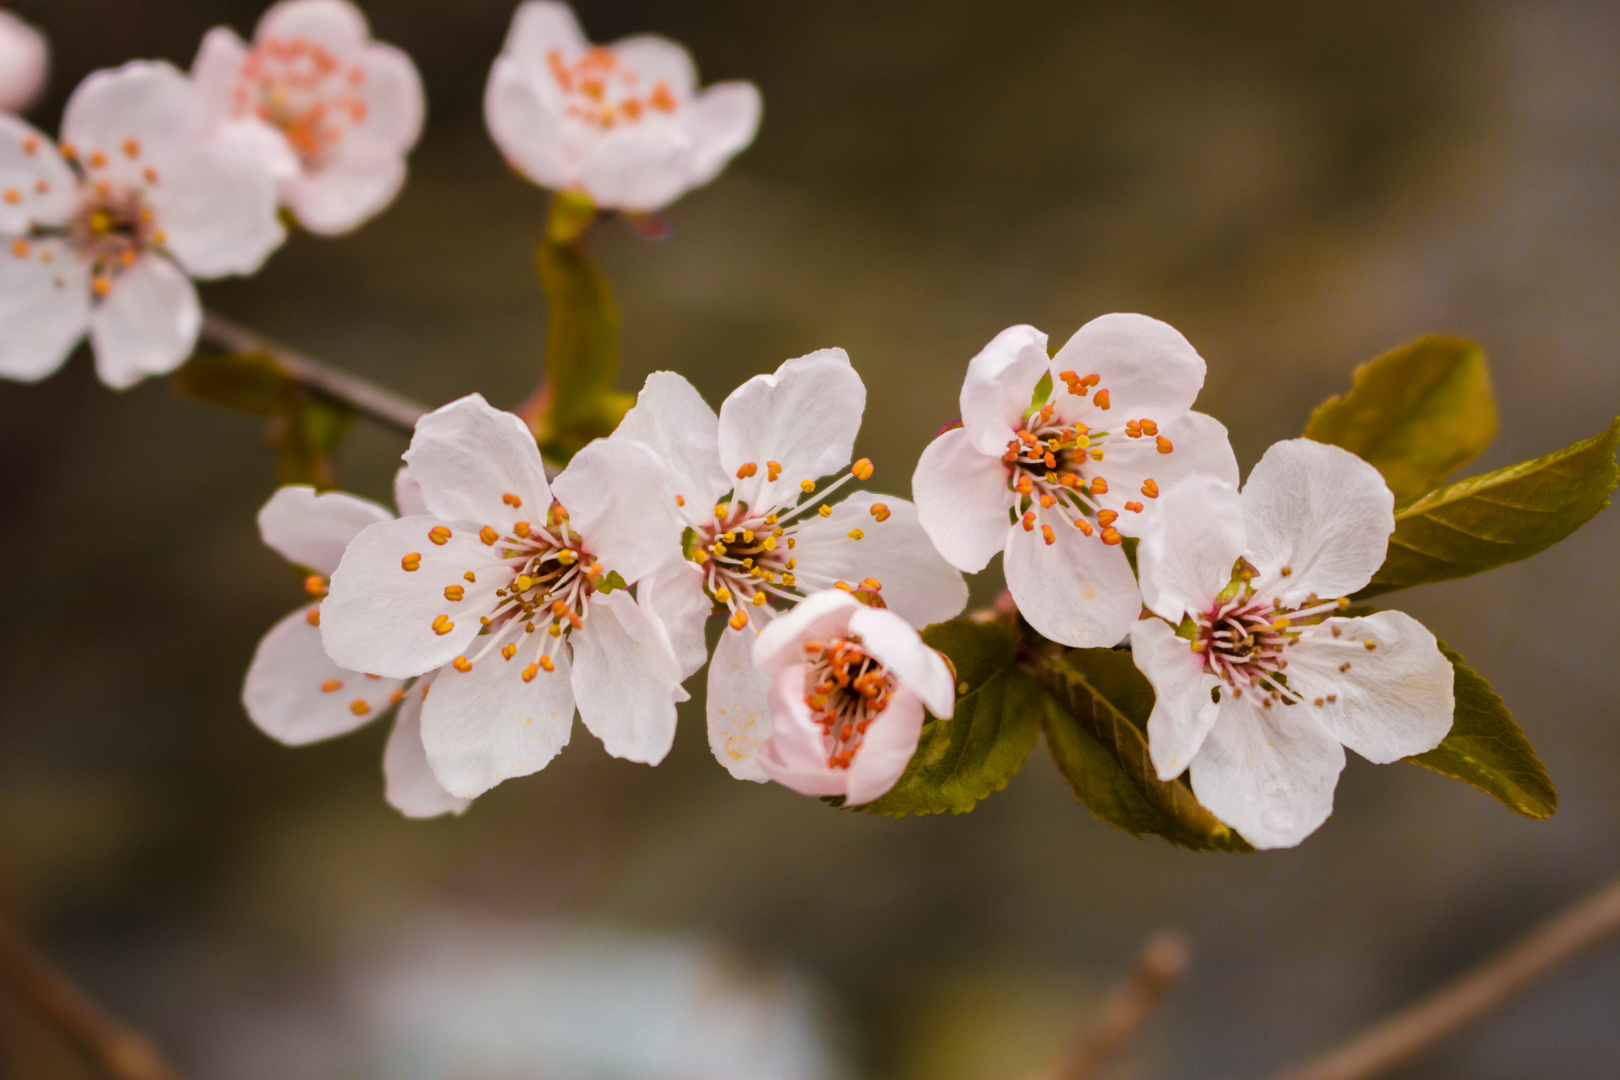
left=0, top=910, right=184, bottom=1080
left=1266, top=874, right=1620, bottom=1080
left=1036, top=931, right=1191, bottom=1080
left=198, top=311, right=428, bottom=435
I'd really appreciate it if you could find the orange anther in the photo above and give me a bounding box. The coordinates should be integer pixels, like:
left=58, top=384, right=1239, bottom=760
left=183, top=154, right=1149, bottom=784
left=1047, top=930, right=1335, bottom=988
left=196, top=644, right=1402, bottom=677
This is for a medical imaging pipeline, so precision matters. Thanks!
left=729, top=609, right=750, bottom=630
left=431, top=614, right=454, bottom=636
left=522, top=663, right=539, bottom=682
left=1100, top=526, right=1123, bottom=546
left=1015, top=475, right=1034, bottom=495
left=122, top=139, right=140, bottom=157
left=401, top=552, right=422, bottom=571
left=452, top=656, right=473, bottom=673
left=9, top=238, right=28, bottom=258
left=22, top=136, right=37, bottom=154
left=1156, top=435, right=1174, bottom=454
left=1041, top=525, right=1055, bottom=545
left=480, top=526, right=498, bottom=545
left=1074, top=518, right=1094, bottom=536
left=1021, top=511, right=1036, bottom=532
left=869, top=502, right=891, bottom=522
left=92, top=276, right=112, bottom=298
left=736, top=462, right=758, bottom=479
left=1081, top=374, right=1100, bottom=387
left=1017, top=430, right=1039, bottom=446
left=1141, top=419, right=1159, bottom=436
left=444, top=585, right=465, bottom=601
left=861, top=578, right=883, bottom=591
left=767, top=461, right=783, bottom=481
left=320, top=679, right=342, bottom=693
left=1097, top=509, right=1119, bottom=526
left=502, top=492, right=523, bottom=507
left=389, top=688, right=406, bottom=705
left=1141, top=478, right=1160, bottom=498
left=853, top=458, right=874, bottom=480
left=1039, top=494, right=1057, bottom=508
left=428, top=525, right=452, bottom=545
left=675, top=494, right=685, bottom=506
left=2, top=189, right=17, bottom=205
left=501, top=643, right=518, bottom=660
left=1093, top=389, right=1111, bottom=410
left=304, top=574, right=328, bottom=597
left=514, top=521, right=531, bottom=538
left=1124, top=501, right=1144, bottom=513
left=349, top=699, right=371, bottom=716
left=1125, top=420, right=1142, bottom=438
left=1089, top=476, right=1109, bottom=495
left=305, top=608, right=321, bottom=626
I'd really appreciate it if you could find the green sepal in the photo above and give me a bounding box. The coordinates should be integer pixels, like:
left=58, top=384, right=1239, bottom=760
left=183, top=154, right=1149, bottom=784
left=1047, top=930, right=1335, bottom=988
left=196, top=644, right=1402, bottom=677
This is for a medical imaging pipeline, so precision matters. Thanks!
left=595, top=570, right=629, bottom=595
left=546, top=191, right=598, bottom=245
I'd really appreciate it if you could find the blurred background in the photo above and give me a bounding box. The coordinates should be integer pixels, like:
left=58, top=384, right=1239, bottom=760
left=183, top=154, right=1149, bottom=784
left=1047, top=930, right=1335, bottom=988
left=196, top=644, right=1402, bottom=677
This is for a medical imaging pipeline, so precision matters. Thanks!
left=1, top=0, right=1617, bottom=1076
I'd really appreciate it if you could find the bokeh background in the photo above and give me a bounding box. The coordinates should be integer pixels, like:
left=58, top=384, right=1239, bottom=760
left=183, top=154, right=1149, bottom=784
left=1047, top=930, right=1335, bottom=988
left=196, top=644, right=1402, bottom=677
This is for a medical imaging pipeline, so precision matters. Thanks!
left=1, top=0, right=1617, bottom=1076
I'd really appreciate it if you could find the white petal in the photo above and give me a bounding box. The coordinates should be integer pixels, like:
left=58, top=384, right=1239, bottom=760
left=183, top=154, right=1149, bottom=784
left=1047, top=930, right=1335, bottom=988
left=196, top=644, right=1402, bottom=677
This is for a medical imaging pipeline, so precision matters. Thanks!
left=242, top=604, right=402, bottom=745
left=501, top=1, right=589, bottom=70
left=90, top=256, right=200, bottom=389
left=1190, top=698, right=1346, bottom=850
left=353, top=42, right=424, bottom=152
left=0, top=237, right=90, bottom=383
left=189, top=27, right=250, bottom=122
left=639, top=559, right=713, bottom=679
left=790, top=492, right=968, bottom=629
left=1242, top=438, right=1394, bottom=607
left=570, top=591, right=683, bottom=765
left=1049, top=313, right=1205, bottom=424
left=612, top=370, right=729, bottom=511
left=142, top=137, right=284, bottom=278
left=0, top=116, right=78, bottom=232
left=281, top=139, right=406, bottom=235
left=255, top=0, right=370, bottom=53
left=716, top=347, right=866, bottom=511
left=393, top=467, right=427, bottom=516
left=218, top=118, right=301, bottom=184
left=420, top=646, right=574, bottom=799
left=322, top=515, right=503, bottom=677
left=552, top=437, right=685, bottom=586
left=756, top=667, right=847, bottom=798
left=257, top=484, right=393, bottom=576
left=911, top=426, right=1016, bottom=573
left=1288, top=611, right=1454, bottom=763
left=1091, top=411, right=1239, bottom=535
left=383, top=681, right=471, bottom=818
left=848, top=606, right=954, bottom=717
left=483, top=56, right=577, bottom=192
left=578, top=130, right=692, bottom=211
left=706, top=624, right=774, bottom=781
left=751, top=589, right=859, bottom=675
left=610, top=35, right=698, bottom=101
left=960, top=324, right=1050, bottom=455
left=1135, top=474, right=1244, bottom=623
left=683, top=81, right=762, bottom=188
left=62, top=62, right=211, bottom=190
left=0, top=12, right=48, bottom=114
left=844, top=689, right=926, bottom=806
left=403, top=393, right=552, bottom=532
left=1130, top=617, right=1222, bottom=779
left=1002, top=522, right=1141, bottom=648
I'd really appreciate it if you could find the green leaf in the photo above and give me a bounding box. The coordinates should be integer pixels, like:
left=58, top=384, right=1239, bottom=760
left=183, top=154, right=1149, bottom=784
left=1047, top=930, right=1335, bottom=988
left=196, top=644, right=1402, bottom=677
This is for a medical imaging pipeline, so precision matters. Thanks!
left=172, top=351, right=288, bottom=416
left=527, top=239, right=634, bottom=464
left=854, top=619, right=1042, bottom=817
left=1033, top=648, right=1253, bottom=852
left=1407, top=642, right=1556, bottom=819
left=1361, top=419, right=1619, bottom=597
left=270, top=393, right=351, bottom=490
left=1304, top=335, right=1498, bottom=504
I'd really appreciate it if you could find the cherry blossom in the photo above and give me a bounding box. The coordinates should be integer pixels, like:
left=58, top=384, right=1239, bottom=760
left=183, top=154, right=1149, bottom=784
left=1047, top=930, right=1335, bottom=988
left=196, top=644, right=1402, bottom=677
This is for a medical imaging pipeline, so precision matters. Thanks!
left=0, top=10, right=46, bottom=113
left=0, top=62, right=283, bottom=387
left=321, top=394, right=688, bottom=799
left=912, top=315, right=1239, bottom=649
left=751, top=590, right=955, bottom=806
left=244, top=478, right=468, bottom=818
left=609, top=358, right=967, bottom=782
left=485, top=1, right=762, bottom=212
left=1130, top=439, right=1454, bottom=849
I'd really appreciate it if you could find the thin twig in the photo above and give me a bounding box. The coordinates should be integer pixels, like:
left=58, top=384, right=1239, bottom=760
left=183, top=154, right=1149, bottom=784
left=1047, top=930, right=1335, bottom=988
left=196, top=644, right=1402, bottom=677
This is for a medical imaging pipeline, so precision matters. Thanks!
left=198, top=311, right=428, bottom=434
left=0, top=909, right=184, bottom=1080
left=1037, top=931, right=1191, bottom=1080
left=1266, top=874, right=1620, bottom=1080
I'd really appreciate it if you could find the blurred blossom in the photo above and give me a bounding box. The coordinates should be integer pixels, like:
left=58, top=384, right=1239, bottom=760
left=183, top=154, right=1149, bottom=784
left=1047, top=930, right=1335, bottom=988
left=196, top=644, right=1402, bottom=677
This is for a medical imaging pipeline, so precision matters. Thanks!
left=485, top=0, right=761, bottom=211
left=0, top=62, right=283, bottom=388
left=1131, top=440, right=1454, bottom=849
left=753, top=590, right=955, bottom=806
left=193, top=0, right=425, bottom=235
left=245, top=479, right=469, bottom=819
left=0, top=9, right=46, bottom=112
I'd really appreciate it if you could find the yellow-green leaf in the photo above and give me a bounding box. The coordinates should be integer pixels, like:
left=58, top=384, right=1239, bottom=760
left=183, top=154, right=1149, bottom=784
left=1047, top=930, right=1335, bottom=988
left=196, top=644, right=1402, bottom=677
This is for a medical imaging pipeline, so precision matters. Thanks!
left=528, top=239, right=634, bottom=463
left=172, top=351, right=288, bottom=416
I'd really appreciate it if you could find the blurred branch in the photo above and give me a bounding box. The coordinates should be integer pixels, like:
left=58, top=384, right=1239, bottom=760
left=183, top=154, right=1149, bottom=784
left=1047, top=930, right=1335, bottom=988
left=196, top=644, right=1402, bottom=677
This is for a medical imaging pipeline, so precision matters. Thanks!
left=1266, top=874, right=1620, bottom=1080
left=0, top=910, right=184, bottom=1080
left=199, top=311, right=427, bottom=435
left=1035, top=931, right=1190, bottom=1080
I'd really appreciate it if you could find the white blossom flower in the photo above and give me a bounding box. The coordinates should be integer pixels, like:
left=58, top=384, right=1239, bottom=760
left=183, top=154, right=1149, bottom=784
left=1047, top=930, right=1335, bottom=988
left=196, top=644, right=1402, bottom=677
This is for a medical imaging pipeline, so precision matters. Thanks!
left=192, top=0, right=425, bottom=235
left=1130, top=438, right=1455, bottom=849
left=0, top=61, right=283, bottom=387
left=485, top=1, right=762, bottom=212
left=0, top=10, right=47, bottom=113
left=912, top=315, right=1239, bottom=649
left=751, top=590, right=955, bottom=806
left=244, top=477, right=468, bottom=819
left=608, top=356, right=967, bottom=782
left=322, top=393, right=688, bottom=799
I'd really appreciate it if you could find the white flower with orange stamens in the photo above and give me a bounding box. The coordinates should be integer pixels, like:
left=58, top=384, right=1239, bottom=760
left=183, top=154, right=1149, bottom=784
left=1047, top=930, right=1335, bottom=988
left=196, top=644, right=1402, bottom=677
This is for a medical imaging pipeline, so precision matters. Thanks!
left=192, top=0, right=425, bottom=235
left=485, top=1, right=761, bottom=212
left=751, top=590, right=955, bottom=806
left=0, top=10, right=47, bottom=114
left=321, top=393, right=688, bottom=799
left=912, top=314, right=1239, bottom=648
left=1131, top=439, right=1454, bottom=849
left=0, top=62, right=283, bottom=387
left=609, top=356, right=967, bottom=783
left=244, top=476, right=469, bottom=819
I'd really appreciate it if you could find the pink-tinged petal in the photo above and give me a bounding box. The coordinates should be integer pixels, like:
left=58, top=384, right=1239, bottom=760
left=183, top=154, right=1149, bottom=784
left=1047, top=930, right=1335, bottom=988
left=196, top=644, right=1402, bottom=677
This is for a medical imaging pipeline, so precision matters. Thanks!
left=0, top=11, right=47, bottom=113
left=716, top=347, right=866, bottom=511
left=354, top=41, right=424, bottom=152
left=502, top=1, right=590, bottom=78
left=89, top=256, right=200, bottom=389
left=1049, top=313, right=1206, bottom=425
left=640, top=559, right=712, bottom=679
left=190, top=27, right=251, bottom=124
left=912, top=426, right=1016, bottom=573
left=553, top=437, right=686, bottom=586
left=383, top=679, right=471, bottom=818
left=62, top=63, right=211, bottom=191
left=255, top=0, right=370, bottom=54
left=789, top=492, right=968, bottom=629
left=393, top=467, right=427, bottom=516
left=570, top=590, right=683, bottom=765
left=403, top=394, right=552, bottom=532
left=848, top=606, right=954, bottom=718
left=751, top=589, right=859, bottom=676
left=612, top=370, right=729, bottom=512
left=1091, top=410, right=1238, bottom=536
left=1189, top=697, right=1346, bottom=850
left=281, top=139, right=405, bottom=235
left=145, top=138, right=285, bottom=277
left=844, top=688, right=926, bottom=806
left=1002, top=522, right=1140, bottom=648
left=484, top=56, right=577, bottom=191
left=1242, top=439, right=1394, bottom=607
left=0, top=237, right=90, bottom=383
left=257, top=485, right=393, bottom=575
left=1135, top=474, right=1244, bottom=624
left=0, top=116, right=77, bottom=232
left=420, top=644, right=574, bottom=799
left=1130, top=617, right=1222, bottom=780
left=242, top=604, right=402, bottom=745
left=684, top=81, right=761, bottom=188
left=756, top=667, right=847, bottom=798
left=960, top=324, right=1050, bottom=455
left=1288, top=611, right=1454, bottom=763
left=706, top=623, right=774, bottom=781
left=218, top=117, right=301, bottom=184
left=578, top=130, right=690, bottom=211
left=322, top=515, right=502, bottom=677
left=610, top=35, right=698, bottom=101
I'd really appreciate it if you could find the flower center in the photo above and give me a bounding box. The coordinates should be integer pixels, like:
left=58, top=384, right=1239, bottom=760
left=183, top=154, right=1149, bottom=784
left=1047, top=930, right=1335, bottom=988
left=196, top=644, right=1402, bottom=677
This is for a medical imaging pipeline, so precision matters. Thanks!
left=801, top=635, right=895, bottom=770
left=66, top=182, right=160, bottom=295
left=235, top=37, right=367, bottom=162
left=1193, top=587, right=1353, bottom=708
left=548, top=47, right=678, bottom=130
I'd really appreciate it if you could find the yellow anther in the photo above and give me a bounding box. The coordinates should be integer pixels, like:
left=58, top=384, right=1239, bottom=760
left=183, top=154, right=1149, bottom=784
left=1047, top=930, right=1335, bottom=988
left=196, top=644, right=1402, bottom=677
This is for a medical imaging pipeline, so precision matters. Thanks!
left=723, top=531, right=736, bottom=543
left=464, top=571, right=477, bottom=583
left=431, top=614, right=454, bottom=636
left=762, top=536, right=777, bottom=551
left=869, top=503, right=890, bottom=522
left=522, top=663, right=540, bottom=682
left=714, top=587, right=732, bottom=604
left=800, top=479, right=816, bottom=493
left=1364, top=639, right=1378, bottom=651
left=743, top=530, right=755, bottom=542
left=729, top=609, right=750, bottom=630
left=767, top=461, right=782, bottom=481
left=549, top=622, right=562, bottom=637
left=557, top=549, right=578, bottom=564
left=479, top=526, right=498, bottom=545
left=785, top=558, right=796, bottom=570
left=782, top=573, right=796, bottom=587
left=861, top=578, right=883, bottom=591
left=516, top=575, right=534, bottom=591
left=429, top=525, right=452, bottom=545
left=714, top=503, right=729, bottom=520
left=692, top=549, right=710, bottom=564
left=1273, top=617, right=1292, bottom=630
left=481, top=616, right=493, bottom=627
left=1337, top=596, right=1351, bottom=609
left=834, top=581, right=852, bottom=592
left=818, top=504, right=831, bottom=518
left=401, top=552, right=422, bottom=572
left=444, top=585, right=465, bottom=601
left=764, top=514, right=779, bottom=526
left=539, top=655, right=556, bottom=672
left=502, top=643, right=518, bottom=660
left=349, top=699, right=371, bottom=716
left=305, top=608, right=321, bottom=626
left=1280, top=566, right=1293, bottom=577
left=752, top=591, right=768, bottom=607
left=847, top=528, right=865, bottom=540
left=452, top=656, right=473, bottom=673
left=320, top=679, right=342, bottom=693
left=787, top=538, right=796, bottom=549
left=736, top=461, right=759, bottom=479
left=304, top=574, right=328, bottom=597
left=1090, top=448, right=1105, bottom=461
